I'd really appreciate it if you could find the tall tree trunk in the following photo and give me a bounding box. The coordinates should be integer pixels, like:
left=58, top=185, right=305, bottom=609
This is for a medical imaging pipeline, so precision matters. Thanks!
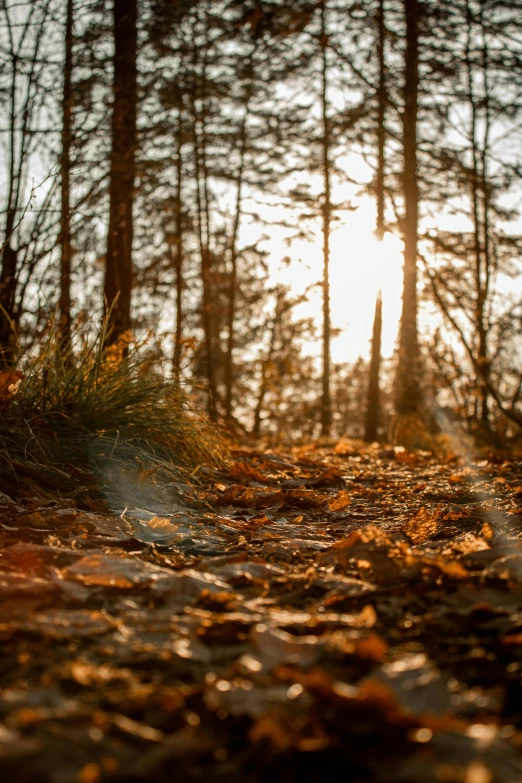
left=104, top=0, right=137, bottom=344
left=0, top=150, right=17, bottom=363
left=478, top=6, right=491, bottom=425
left=194, top=120, right=216, bottom=415
left=465, top=0, right=491, bottom=427
left=253, top=310, right=278, bottom=437
left=0, top=31, right=21, bottom=364
left=224, top=96, right=250, bottom=420
left=396, top=0, right=420, bottom=416
left=365, top=294, right=383, bottom=441
left=191, top=35, right=217, bottom=417
left=365, top=0, right=386, bottom=441
left=0, top=242, right=17, bottom=366
left=172, top=111, right=184, bottom=375
left=320, top=0, right=332, bottom=437
left=59, top=0, right=74, bottom=350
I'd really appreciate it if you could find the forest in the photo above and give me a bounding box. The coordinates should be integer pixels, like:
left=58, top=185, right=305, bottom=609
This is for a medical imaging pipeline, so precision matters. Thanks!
left=1, top=0, right=521, bottom=440
left=1, top=1, right=522, bottom=781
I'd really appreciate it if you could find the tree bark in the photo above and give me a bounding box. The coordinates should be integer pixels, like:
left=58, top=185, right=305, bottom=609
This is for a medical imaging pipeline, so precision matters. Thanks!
left=224, top=94, right=250, bottom=420
left=365, top=293, right=383, bottom=441
left=253, top=311, right=278, bottom=436
left=320, top=0, right=332, bottom=437
left=191, top=42, right=217, bottom=417
left=0, top=242, right=17, bottom=366
left=172, top=112, right=184, bottom=375
left=365, top=0, right=386, bottom=441
left=59, top=0, right=74, bottom=350
left=0, top=13, right=23, bottom=363
left=478, top=6, right=491, bottom=425
left=465, top=0, right=491, bottom=427
left=104, top=0, right=137, bottom=344
left=396, top=0, right=420, bottom=416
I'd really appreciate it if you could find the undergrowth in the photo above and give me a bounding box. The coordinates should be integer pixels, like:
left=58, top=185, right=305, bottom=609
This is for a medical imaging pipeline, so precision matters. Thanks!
left=0, top=325, right=227, bottom=504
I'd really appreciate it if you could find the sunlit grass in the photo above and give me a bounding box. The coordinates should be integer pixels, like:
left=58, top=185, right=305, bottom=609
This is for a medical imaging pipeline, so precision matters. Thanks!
left=0, top=321, right=227, bottom=500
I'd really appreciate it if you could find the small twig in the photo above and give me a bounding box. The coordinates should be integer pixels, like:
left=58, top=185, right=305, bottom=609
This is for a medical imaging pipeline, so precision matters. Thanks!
left=110, top=430, right=120, bottom=459
left=0, top=168, right=58, bottom=256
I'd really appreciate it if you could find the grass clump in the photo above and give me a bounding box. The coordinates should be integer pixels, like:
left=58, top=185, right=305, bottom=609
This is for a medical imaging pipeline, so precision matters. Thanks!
left=0, top=325, right=227, bottom=505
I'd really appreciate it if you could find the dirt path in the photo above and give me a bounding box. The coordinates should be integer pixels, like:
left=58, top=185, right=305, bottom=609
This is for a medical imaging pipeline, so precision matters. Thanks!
left=0, top=441, right=521, bottom=782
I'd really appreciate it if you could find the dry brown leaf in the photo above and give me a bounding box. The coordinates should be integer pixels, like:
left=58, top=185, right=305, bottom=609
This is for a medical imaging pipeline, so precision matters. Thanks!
left=328, top=489, right=351, bottom=512
left=419, top=556, right=469, bottom=579
left=482, top=522, right=494, bottom=540
left=0, top=370, right=23, bottom=403
left=403, top=506, right=439, bottom=544
left=354, top=634, right=388, bottom=662
left=334, top=439, right=356, bottom=456
left=230, top=461, right=267, bottom=483
left=448, top=473, right=465, bottom=484
left=310, top=466, right=346, bottom=487
left=63, top=554, right=173, bottom=589
left=443, top=509, right=468, bottom=522
left=394, top=451, right=419, bottom=465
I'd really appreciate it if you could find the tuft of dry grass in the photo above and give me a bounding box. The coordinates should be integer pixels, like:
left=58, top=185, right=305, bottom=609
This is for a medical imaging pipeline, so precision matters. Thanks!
left=0, top=323, right=227, bottom=502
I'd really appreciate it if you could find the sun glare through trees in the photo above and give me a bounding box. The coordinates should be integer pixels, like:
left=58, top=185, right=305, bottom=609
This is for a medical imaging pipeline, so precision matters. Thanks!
left=1, top=2, right=522, bottom=778
left=261, top=204, right=404, bottom=363
left=2, top=0, right=521, bottom=441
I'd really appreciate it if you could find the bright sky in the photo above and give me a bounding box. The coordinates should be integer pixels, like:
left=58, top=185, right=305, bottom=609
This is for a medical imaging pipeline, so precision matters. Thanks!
left=266, top=199, right=403, bottom=364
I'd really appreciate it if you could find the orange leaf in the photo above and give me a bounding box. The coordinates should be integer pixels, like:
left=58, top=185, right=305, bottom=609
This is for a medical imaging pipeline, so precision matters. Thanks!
left=355, top=633, right=388, bottom=663
left=0, top=370, right=23, bottom=402
left=230, top=462, right=267, bottom=483
left=328, top=489, right=351, bottom=512
left=403, top=506, right=439, bottom=544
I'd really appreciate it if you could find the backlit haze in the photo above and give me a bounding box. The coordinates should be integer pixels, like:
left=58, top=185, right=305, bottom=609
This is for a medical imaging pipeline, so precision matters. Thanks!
left=258, top=197, right=403, bottom=364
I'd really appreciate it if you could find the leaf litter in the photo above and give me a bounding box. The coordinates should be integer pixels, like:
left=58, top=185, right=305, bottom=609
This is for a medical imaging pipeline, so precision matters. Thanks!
left=0, top=441, right=522, bottom=781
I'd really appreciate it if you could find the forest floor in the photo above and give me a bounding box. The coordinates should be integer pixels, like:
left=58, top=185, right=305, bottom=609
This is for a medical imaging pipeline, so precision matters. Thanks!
left=1, top=439, right=522, bottom=782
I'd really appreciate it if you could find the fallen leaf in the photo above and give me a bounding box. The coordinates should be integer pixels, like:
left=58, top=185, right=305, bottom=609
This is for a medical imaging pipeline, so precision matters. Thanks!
left=0, top=370, right=24, bottom=403
left=230, top=462, right=267, bottom=483
left=328, top=490, right=351, bottom=512
left=63, top=554, right=173, bottom=588
left=404, top=506, right=440, bottom=544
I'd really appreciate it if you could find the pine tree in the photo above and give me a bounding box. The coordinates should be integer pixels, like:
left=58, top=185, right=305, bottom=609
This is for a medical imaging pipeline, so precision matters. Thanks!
left=395, top=0, right=421, bottom=416
left=319, top=0, right=332, bottom=437
left=365, top=0, right=387, bottom=442
left=104, top=0, right=138, bottom=344
left=59, top=0, right=74, bottom=350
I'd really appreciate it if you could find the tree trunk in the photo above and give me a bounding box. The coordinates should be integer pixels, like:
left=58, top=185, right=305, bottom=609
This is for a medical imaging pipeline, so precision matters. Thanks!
left=172, top=112, right=184, bottom=375
left=253, top=314, right=278, bottom=436
left=365, top=0, right=386, bottom=441
left=191, top=42, right=217, bottom=417
left=365, top=293, right=383, bottom=441
left=478, top=7, right=491, bottom=426
left=396, top=0, right=420, bottom=416
left=0, top=242, right=17, bottom=366
left=224, top=96, right=250, bottom=420
left=104, top=0, right=137, bottom=344
left=320, top=0, right=332, bottom=437
left=59, top=0, right=74, bottom=350
left=0, top=38, right=21, bottom=364
left=465, top=0, right=491, bottom=427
